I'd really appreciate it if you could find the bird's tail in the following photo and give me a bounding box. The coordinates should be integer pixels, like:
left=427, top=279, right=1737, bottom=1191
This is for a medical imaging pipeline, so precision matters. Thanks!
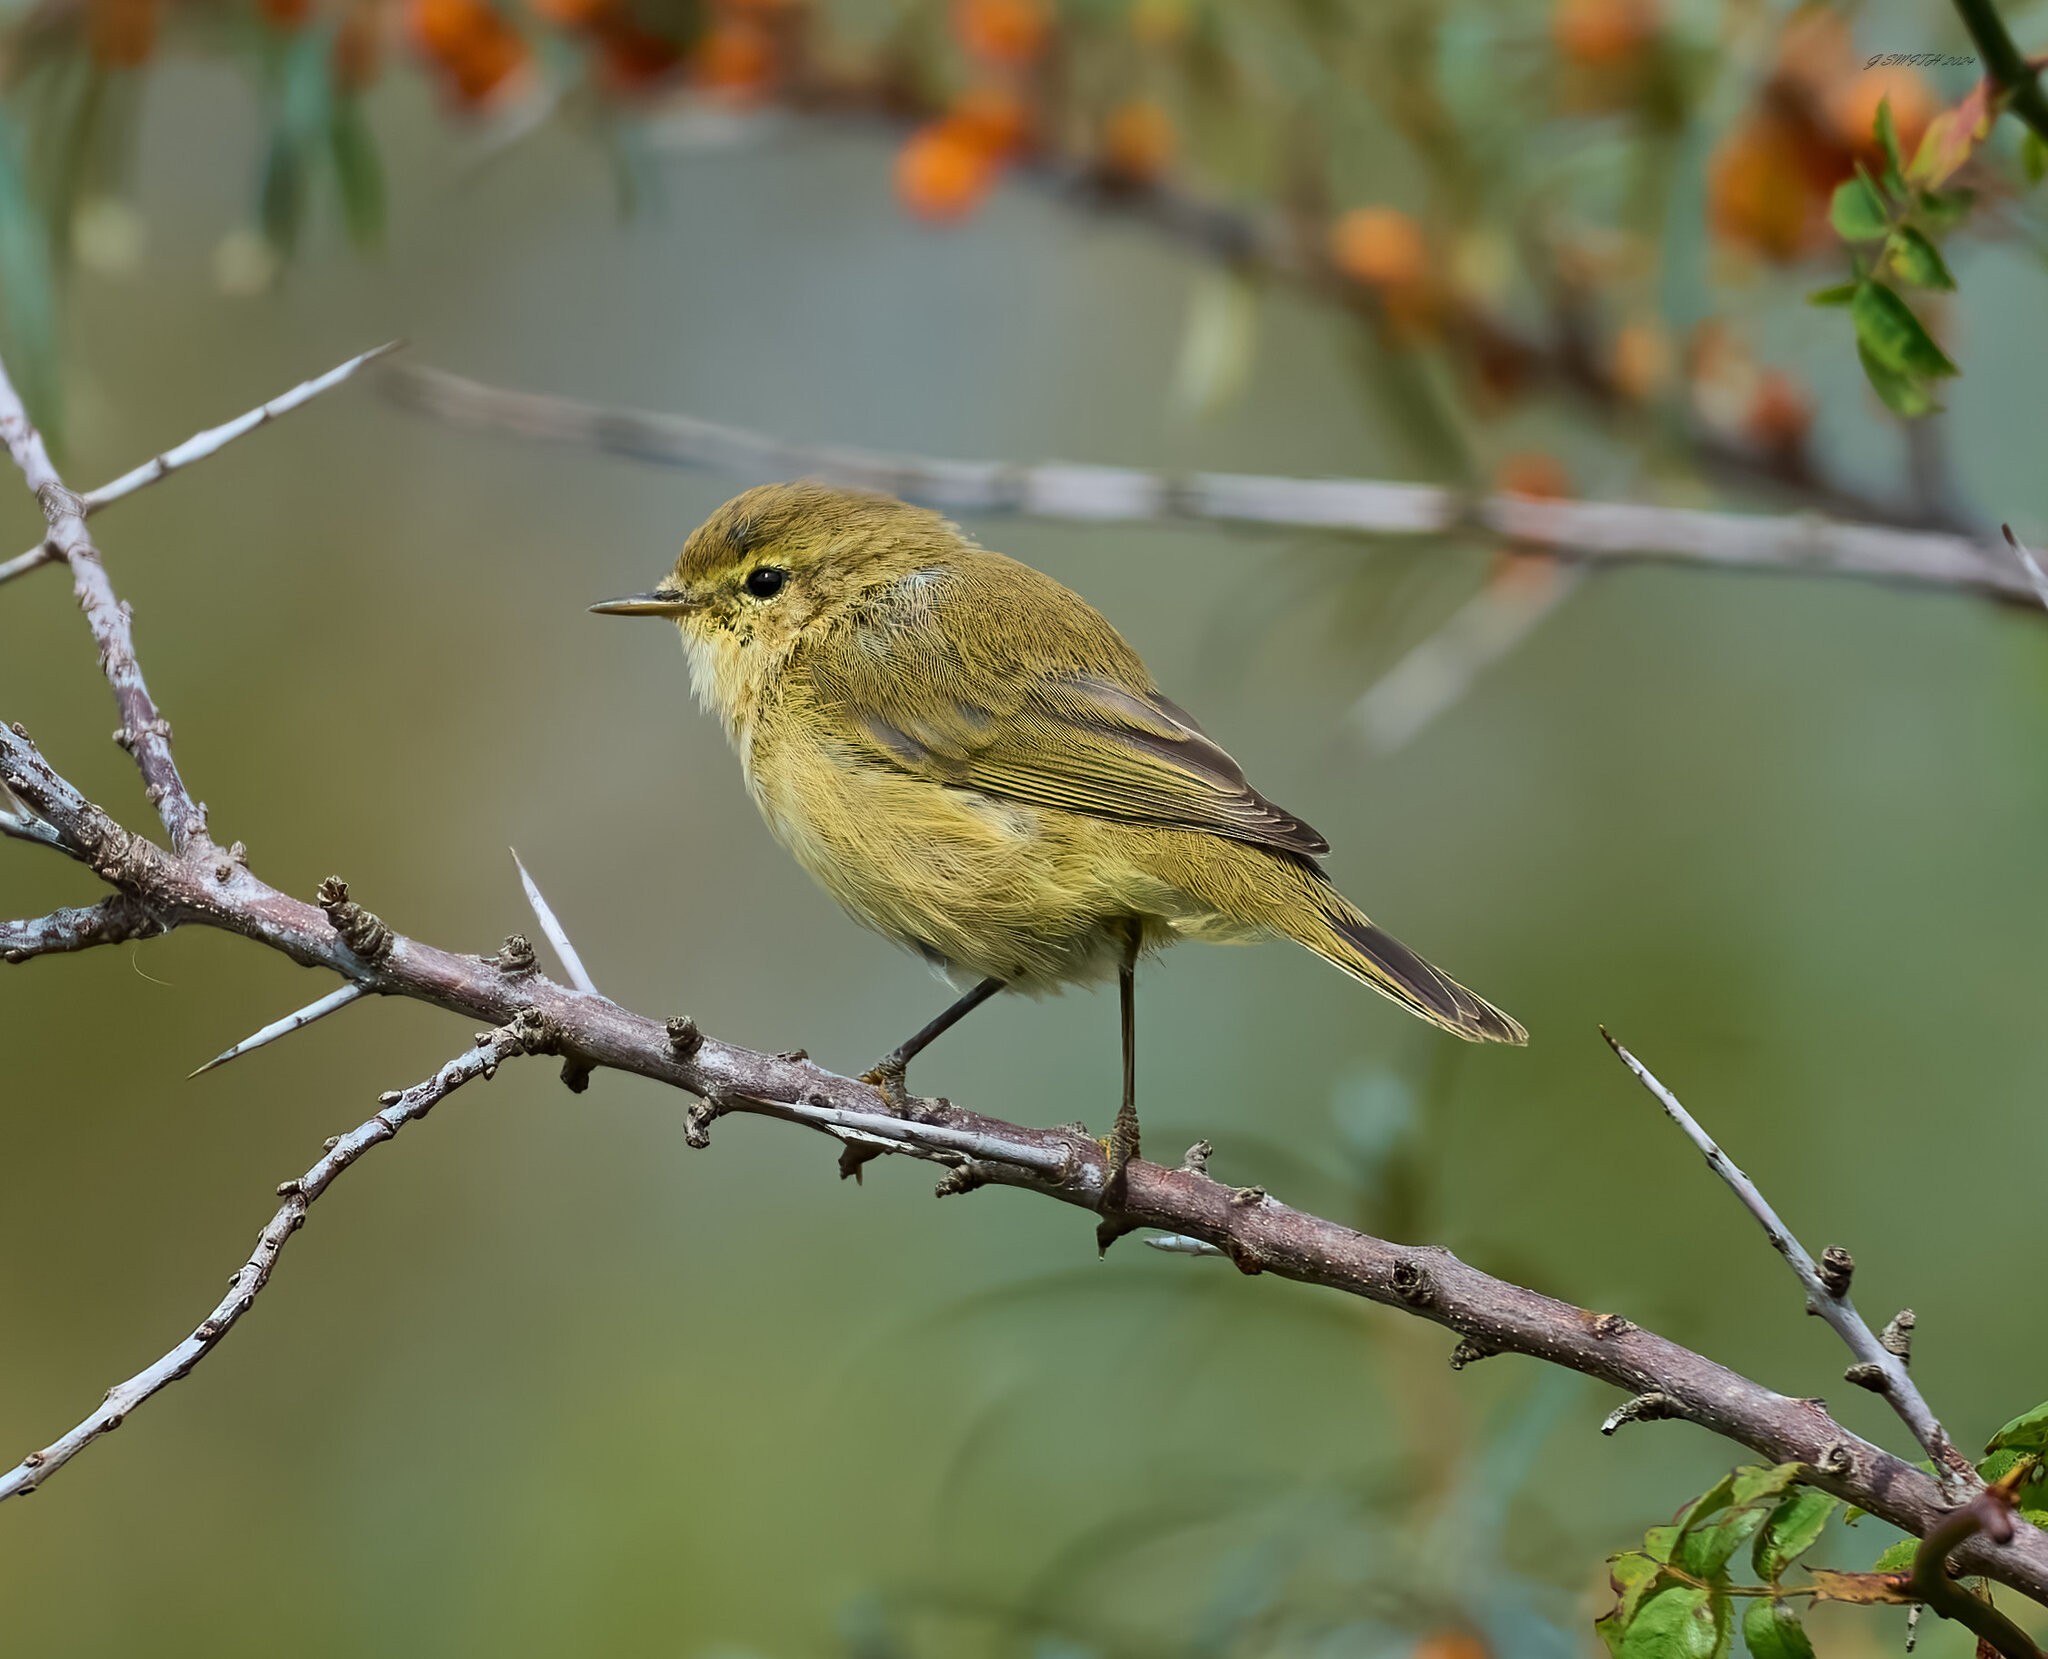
left=1277, top=882, right=1526, bottom=1045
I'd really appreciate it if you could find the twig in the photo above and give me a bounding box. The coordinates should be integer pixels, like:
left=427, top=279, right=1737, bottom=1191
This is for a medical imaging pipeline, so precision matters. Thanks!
left=1909, top=1472, right=2046, bottom=1658
left=0, top=363, right=208, bottom=852
left=0, top=893, right=162, bottom=962
left=0, top=1022, right=537, bottom=1502
left=1601, top=1028, right=1978, bottom=1494
left=188, top=982, right=369, bottom=1077
left=2004, top=524, right=2048, bottom=610
left=386, top=365, right=2030, bottom=606
left=511, top=849, right=598, bottom=995
left=0, top=343, right=404, bottom=588
left=1350, top=560, right=1586, bottom=753
left=1950, top=0, right=2048, bottom=148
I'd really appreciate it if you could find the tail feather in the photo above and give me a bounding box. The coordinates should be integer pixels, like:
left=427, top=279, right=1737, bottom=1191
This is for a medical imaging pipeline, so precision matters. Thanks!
left=1292, top=895, right=1526, bottom=1045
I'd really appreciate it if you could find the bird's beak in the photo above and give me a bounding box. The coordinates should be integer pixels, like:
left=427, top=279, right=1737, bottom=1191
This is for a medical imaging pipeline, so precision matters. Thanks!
left=590, top=588, right=695, bottom=617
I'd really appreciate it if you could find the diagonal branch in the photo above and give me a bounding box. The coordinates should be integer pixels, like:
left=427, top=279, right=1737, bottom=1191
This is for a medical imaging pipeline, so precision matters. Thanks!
left=3, top=721, right=2044, bottom=1603
left=386, top=365, right=2030, bottom=606
left=1603, top=1030, right=1978, bottom=1494
left=0, top=1019, right=544, bottom=1502
left=0, top=366, right=207, bottom=853
left=0, top=342, right=403, bottom=589
left=0, top=893, right=163, bottom=962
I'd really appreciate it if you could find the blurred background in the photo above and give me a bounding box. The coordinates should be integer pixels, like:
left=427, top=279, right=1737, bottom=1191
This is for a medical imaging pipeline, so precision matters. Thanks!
left=4, top=0, right=2048, bottom=1653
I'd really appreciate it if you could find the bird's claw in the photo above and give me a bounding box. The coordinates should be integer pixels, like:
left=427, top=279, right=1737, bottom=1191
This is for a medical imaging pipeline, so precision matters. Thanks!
left=859, top=1059, right=915, bottom=1117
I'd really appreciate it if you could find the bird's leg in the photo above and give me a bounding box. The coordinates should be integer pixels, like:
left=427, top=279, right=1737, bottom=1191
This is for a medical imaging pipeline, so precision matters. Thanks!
left=1100, top=920, right=1142, bottom=1217
left=861, top=975, right=1005, bottom=1114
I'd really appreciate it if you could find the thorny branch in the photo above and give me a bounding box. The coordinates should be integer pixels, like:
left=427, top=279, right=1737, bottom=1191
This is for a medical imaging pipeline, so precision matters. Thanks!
left=1604, top=1030, right=1979, bottom=1497
left=0, top=1019, right=549, bottom=1501
left=386, top=364, right=2031, bottom=607
left=6, top=347, right=2047, bottom=1627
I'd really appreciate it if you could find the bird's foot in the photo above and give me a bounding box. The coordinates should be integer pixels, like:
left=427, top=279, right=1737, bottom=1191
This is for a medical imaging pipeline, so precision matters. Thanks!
left=858, top=1058, right=917, bottom=1117
left=1094, top=1100, right=1143, bottom=1255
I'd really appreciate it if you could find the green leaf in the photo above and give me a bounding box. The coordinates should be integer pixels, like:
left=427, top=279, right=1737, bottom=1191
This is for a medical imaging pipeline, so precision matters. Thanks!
left=1618, top=1585, right=1728, bottom=1658
left=1987, top=1401, right=2048, bottom=1454
left=1886, top=226, right=1955, bottom=291
left=1742, top=1599, right=1817, bottom=1659
left=1607, top=1551, right=1665, bottom=1626
left=1169, top=265, right=1258, bottom=420
left=1857, top=340, right=1939, bottom=418
left=1875, top=97, right=1905, bottom=193
left=2025, top=131, right=2048, bottom=186
left=1676, top=1505, right=1771, bottom=1578
left=1729, top=1464, right=1803, bottom=1508
left=329, top=101, right=384, bottom=253
left=1915, top=186, right=1975, bottom=231
left=1851, top=280, right=1958, bottom=378
left=1830, top=175, right=1890, bottom=240
left=1642, top=1525, right=1681, bottom=1564
left=1807, top=281, right=1858, bottom=307
left=1754, top=1488, right=1839, bottom=1580
left=1673, top=1474, right=1737, bottom=1534
left=1872, top=1535, right=1918, bottom=1573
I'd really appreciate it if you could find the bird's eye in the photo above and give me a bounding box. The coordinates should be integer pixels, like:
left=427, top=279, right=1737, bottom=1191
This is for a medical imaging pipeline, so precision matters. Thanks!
left=744, top=566, right=787, bottom=599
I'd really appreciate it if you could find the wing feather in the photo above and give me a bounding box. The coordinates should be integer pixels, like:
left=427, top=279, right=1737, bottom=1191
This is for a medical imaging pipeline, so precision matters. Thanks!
left=800, top=558, right=1329, bottom=857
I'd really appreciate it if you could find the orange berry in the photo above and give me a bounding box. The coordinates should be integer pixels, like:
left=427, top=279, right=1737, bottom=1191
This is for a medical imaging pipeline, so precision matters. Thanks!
left=1610, top=319, right=1672, bottom=403
left=1551, top=0, right=1657, bottom=67
left=896, top=120, right=1000, bottom=221
left=1329, top=206, right=1429, bottom=290
left=954, top=0, right=1049, bottom=67
left=87, top=0, right=157, bottom=66
left=1494, top=452, right=1572, bottom=500
left=1706, top=112, right=1829, bottom=262
left=950, top=84, right=1031, bottom=158
left=1100, top=98, right=1176, bottom=183
left=690, top=20, right=775, bottom=96
left=407, top=0, right=530, bottom=104
left=1745, top=369, right=1813, bottom=451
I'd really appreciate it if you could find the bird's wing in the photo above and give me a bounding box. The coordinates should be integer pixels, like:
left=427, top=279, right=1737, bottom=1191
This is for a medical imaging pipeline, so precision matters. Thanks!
left=798, top=559, right=1329, bottom=857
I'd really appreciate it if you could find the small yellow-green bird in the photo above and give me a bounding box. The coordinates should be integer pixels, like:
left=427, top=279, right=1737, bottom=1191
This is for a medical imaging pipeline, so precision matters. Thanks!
left=594, top=482, right=1524, bottom=1198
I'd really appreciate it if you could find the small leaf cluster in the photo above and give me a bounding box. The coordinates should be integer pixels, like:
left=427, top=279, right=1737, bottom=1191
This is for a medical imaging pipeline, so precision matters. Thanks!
left=1598, top=1463, right=1837, bottom=1659
left=1864, top=1404, right=2048, bottom=1574
left=1809, top=97, right=1966, bottom=418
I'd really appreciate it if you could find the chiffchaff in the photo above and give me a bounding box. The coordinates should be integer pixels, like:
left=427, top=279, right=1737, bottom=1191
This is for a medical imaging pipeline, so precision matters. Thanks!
left=594, top=482, right=1524, bottom=1196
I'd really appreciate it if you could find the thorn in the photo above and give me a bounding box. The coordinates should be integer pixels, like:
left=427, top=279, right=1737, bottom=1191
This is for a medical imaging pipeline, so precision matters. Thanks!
left=189, top=983, right=367, bottom=1077
left=1601, top=1392, right=1680, bottom=1435
left=1143, top=1233, right=1225, bottom=1257
left=510, top=849, right=598, bottom=995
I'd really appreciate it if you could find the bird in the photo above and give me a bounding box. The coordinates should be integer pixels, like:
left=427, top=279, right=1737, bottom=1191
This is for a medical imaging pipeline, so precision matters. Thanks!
left=592, top=481, right=1524, bottom=1209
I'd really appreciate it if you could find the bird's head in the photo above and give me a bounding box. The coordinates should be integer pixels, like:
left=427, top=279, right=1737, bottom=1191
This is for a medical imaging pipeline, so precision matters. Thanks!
left=592, top=481, right=958, bottom=661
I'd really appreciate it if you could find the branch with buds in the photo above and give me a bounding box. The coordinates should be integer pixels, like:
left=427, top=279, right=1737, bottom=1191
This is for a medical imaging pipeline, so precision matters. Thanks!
left=5, top=345, right=2044, bottom=1644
